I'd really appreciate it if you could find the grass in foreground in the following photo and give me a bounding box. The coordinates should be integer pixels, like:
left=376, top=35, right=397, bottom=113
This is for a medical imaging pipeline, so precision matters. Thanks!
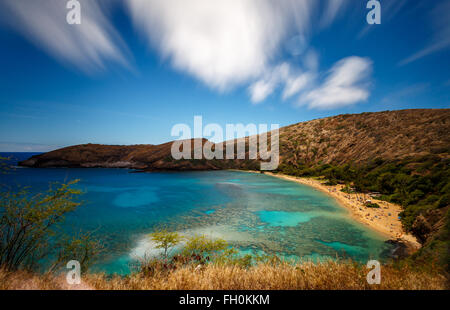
left=1, top=261, right=447, bottom=290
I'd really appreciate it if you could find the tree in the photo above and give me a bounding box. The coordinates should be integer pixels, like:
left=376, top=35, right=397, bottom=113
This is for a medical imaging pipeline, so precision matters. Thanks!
left=0, top=179, right=102, bottom=272
left=182, top=235, right=228, bottom=258
left=181, top=235, right=256, bottom=267
left=393, top=173, right=412, bottom=204
left=376, top=172, right=395, bottom=194
left=149, top=229, right=183, bottom=260
left=49, top=231, right=103, bottom=274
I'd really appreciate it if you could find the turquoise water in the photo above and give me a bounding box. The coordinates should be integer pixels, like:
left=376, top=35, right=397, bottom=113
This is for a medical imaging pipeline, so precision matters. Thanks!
left=1, top=153, right=394, bottom=274
left=257, top=211, right=315, bottom=227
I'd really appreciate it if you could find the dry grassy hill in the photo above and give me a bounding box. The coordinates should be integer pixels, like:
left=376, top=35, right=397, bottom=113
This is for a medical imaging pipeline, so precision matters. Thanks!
left=18, top=139, right=221, bottom=171
left=278, top=109, right=449, bottom=167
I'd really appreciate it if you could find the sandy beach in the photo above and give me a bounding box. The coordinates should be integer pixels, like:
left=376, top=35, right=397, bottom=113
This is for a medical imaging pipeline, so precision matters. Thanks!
left=263, top=172, right=420, bottom=249
left=233, top=170, right=420, bottom=250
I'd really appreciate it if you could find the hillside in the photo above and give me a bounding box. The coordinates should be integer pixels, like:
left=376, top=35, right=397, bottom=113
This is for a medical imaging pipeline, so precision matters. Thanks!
left=278, top=109, right=449, bottom=166
left=19, top=109, right=450, bottom=170
left=18, top=139, right=222, bottom=171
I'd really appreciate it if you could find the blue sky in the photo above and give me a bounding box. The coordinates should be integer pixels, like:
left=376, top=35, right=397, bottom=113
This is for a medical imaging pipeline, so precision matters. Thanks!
left=0, top=0, right=449, bottom=151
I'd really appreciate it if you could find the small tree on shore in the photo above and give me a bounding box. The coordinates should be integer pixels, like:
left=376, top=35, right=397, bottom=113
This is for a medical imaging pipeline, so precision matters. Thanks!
left=149, top=229, right=183, bottom=260
left=182, top=235, right=227, bottom=258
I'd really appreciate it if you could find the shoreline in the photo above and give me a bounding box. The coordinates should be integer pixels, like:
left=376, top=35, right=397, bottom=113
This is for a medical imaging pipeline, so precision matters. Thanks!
left=234, top=170, right=420, bottom=251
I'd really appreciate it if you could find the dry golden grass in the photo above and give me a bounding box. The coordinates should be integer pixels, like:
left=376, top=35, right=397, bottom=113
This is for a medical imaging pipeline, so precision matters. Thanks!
left=1, top=261, right=447, bottom=290
left=0, top=269, right=60, bottom=290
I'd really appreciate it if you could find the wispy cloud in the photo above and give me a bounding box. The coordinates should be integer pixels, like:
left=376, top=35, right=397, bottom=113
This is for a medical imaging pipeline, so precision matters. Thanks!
left=1, top=0, right=131, bottom=73
left=282, top=72, right=314, bottom=100
left=300, top=56, right=372, bottom=109
left=399, top=0, right=450, bottom=66
left=249, top=64, right=289, bottom=103
left=249, top=55, right=372, bottom=110
left=0, top=0, right=373, bottom=111
left=320, top=0, right=348, bottom=29
left=357, top=0, right=409, bottom=39
left=125, top=0, right=315, bottom=91
left=249, top=61, right=315, bottom=104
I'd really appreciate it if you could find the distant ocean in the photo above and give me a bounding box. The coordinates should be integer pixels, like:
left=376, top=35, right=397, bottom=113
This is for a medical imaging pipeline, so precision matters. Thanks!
left=0, top=152, right=393, bottom=274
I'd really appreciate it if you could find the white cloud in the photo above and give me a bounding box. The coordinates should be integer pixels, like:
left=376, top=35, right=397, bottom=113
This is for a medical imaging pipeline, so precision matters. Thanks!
left=249, top=80, right=276, bottom=103
left=248, top=47, right=318, bottom=104
left=282, top=73, right=313, bottom=100
left=248, top=63, right=314, bottom=104
left=249, top=64, right=289, bottom=103
left=300, top=56, right=372, bottom=109
left=0, top=0, right=373, bottom=112
left=1, top=0, right=130, bottom=73
left=320, top=0, right=347, bottom=28
left=302, top=49, right=319, bottom=72
left=281, top=49, right=318, bottom=100
left=126, top=0, right=314, bottom=91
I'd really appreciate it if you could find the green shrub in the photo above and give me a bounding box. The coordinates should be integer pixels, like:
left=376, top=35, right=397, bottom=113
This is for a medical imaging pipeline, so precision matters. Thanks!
left=365, top=202, right=380, bottom=209
left=0, top=180, right=101, bottom=272
left=149, top=229, right=183, bottom=260
left=182, top=234, right=227, bottom=258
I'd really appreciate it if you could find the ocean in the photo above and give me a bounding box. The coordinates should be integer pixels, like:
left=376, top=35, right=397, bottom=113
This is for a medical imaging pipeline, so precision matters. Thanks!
left=0, top=152, right=393, bottom=274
